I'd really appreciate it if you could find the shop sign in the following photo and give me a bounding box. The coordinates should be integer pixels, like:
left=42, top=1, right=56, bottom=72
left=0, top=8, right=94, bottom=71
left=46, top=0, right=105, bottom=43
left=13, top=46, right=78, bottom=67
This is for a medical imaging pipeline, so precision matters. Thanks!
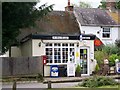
left=50, top=65, right=59, bottom=77
left=67, top=63, right=75, bottom=76
left=52, top=36, right=69, bottom=40
left=80, top=35, right=91, bottom=41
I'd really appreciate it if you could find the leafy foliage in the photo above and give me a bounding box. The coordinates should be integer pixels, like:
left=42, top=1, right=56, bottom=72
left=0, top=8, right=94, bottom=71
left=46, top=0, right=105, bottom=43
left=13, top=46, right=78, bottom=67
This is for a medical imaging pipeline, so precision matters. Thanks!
left=76, top=64, right=81, bottom=73
left=95, top=64, right=100, bottom=73
left=2, top=2, right=53, bottom=54
left=115, top=39, right=120, bottom=48
left=98, top=0, right=107, bottom=9
left=79, top=1, right=92, bottom=8
left=109, top=54, right=120, bottom=66
left=95, top=51, right=108, bottom=65
left=72, top=1, right=92, bottom=8
left=79, top=76, right=118, bottom=88
left=102, top=44, right=119, bottom=55
left=98, top=0, right=120, bottom=9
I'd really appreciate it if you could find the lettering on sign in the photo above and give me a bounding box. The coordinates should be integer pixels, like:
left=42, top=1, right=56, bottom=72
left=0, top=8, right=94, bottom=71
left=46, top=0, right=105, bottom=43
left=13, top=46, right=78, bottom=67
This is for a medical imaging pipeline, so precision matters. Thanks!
left=52, top=36, right=69, bottom=40
left=82, top=37, right=91, bottom=39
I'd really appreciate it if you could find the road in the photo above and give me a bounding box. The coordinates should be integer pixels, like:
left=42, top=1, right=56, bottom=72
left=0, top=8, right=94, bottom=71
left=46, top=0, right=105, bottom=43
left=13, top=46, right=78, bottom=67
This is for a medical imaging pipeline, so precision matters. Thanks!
left=2, top=82, right=80, bottom=90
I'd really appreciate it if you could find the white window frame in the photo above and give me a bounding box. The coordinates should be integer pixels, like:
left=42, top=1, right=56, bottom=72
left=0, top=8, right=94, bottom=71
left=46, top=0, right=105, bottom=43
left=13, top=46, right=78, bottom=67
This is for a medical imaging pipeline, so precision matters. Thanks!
left=45, top=43, right=75, bottom=65
left=102, top=27, right=111, bottom=39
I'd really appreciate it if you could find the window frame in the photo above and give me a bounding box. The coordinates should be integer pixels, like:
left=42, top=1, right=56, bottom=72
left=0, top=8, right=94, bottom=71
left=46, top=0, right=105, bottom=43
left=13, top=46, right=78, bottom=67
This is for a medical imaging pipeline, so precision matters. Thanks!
left=102, top=27, right=111, bottom=39
left=45, top=43, right=75, bottom=64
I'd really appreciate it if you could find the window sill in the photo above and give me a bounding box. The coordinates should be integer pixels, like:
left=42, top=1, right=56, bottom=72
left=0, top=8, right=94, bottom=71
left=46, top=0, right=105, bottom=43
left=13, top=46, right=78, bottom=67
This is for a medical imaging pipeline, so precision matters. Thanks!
left=46, top=62, right=76, bottom=65
left=102, top=38, right=112, bottom=40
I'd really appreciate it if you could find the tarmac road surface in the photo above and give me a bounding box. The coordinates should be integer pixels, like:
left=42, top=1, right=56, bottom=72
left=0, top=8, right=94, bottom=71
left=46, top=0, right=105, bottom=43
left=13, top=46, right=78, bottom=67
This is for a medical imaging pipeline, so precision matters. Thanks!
left=2, top=82, right=80, bottom=90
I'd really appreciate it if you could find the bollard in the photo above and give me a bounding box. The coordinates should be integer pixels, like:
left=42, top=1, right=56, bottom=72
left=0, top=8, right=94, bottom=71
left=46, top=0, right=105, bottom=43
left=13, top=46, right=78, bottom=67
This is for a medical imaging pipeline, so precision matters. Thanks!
left=12, top=81, right=16, bottom=90
left=48, top=81, right=52, bottom=89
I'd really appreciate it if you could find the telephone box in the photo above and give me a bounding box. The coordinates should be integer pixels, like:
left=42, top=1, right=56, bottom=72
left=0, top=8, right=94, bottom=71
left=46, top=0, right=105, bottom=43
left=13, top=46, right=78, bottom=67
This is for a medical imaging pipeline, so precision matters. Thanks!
left=42, top=55, right=47, bottom=65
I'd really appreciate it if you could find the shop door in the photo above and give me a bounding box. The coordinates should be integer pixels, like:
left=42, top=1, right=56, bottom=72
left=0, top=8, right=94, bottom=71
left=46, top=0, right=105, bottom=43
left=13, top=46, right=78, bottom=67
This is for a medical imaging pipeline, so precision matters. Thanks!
left=80, top=48, right=89, bottom=75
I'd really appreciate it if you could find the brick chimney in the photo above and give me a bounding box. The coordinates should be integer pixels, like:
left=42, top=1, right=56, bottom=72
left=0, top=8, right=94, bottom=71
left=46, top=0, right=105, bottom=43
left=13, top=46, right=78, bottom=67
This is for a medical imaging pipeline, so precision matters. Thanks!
left=65, top=0, right=73, bottom=12
left=106, top=0, right=116, bottom=12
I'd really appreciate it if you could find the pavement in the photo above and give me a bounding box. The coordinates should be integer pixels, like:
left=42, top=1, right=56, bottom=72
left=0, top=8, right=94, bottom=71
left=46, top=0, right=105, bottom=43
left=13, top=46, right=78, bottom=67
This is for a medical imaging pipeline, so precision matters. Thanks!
left=43, top=75, right=120, bottom=83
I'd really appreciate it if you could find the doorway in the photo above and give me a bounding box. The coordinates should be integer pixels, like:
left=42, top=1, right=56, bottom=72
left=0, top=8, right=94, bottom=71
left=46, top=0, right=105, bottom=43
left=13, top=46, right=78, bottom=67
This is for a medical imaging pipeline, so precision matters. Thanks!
left=80, top=47, right=89, bottom=76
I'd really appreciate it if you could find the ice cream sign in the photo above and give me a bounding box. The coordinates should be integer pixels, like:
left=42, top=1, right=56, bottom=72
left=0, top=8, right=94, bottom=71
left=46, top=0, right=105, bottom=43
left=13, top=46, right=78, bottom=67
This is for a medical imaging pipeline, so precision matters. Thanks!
left=51, top=67, right=58, bottom=72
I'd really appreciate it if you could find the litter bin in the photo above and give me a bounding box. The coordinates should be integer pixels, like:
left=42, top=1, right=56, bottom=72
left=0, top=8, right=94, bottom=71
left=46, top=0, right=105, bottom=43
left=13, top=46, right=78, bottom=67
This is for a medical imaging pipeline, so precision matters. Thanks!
left=50, top=65, right=59, bottom=77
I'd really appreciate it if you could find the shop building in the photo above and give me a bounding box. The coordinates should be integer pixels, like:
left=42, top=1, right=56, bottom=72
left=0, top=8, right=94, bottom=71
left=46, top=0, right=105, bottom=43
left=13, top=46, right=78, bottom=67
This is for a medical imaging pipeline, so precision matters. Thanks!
left=9, top=8, right=96, bottom=76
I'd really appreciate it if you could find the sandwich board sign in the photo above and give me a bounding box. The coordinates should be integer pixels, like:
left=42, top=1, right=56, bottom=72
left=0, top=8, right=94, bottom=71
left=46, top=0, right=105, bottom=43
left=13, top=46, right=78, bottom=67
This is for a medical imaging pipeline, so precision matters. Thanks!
left=67, top=62, right=75, bottom=77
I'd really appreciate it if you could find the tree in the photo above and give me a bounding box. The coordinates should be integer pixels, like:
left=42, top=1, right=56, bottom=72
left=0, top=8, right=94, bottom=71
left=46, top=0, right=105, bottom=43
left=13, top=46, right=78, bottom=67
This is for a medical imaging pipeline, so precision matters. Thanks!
left=115, top=39, right=120, bottom=47
left=98, top=0, right=120, bottom=9
left=2, top=2, right=53, bottom=55
left=98, top=0, right=107, bottom=9
left=79, top=1, right=92, bottom=8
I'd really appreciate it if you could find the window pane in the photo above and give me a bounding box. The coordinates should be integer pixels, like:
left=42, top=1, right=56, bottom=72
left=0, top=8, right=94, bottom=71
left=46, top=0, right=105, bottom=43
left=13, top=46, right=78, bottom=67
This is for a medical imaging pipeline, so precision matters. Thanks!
left=103, top=28, right=110, bottom=38
left=54, top=48, right=61, bottom=63
left=103, top=28, right=110, bottom=32
left=103, top=33, right=110, bottom=38
left=46, top=48, right=53, bottom=63
left=70, top=48, right=75, bottom=63
left=62, top=48, right=68, bottom=63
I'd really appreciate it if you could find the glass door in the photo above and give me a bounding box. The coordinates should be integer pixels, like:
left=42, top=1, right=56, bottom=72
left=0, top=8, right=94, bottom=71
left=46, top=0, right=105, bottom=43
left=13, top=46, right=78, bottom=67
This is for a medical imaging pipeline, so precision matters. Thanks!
left=80, top=48, right=88, bottom=74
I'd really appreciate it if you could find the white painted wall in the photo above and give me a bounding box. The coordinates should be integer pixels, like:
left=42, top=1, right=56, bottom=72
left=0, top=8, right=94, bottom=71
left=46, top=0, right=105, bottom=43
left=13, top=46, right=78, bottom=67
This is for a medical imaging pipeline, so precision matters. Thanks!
left=21, top=39, right=32, bottom=57
left=118, top=27, right=120, bottom=39
left=32, top=39, right=95, bottom=76
left=81, top=26, right=119, bottom=45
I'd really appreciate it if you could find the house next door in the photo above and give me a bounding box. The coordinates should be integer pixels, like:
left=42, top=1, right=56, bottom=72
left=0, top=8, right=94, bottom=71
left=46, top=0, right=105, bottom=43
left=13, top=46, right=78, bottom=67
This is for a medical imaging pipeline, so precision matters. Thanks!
left=80, top=47, right=89, bottom=76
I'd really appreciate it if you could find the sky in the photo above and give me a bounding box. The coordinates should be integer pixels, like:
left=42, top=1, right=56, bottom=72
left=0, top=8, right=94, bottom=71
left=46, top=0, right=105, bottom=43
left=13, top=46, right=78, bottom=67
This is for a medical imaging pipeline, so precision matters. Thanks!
left=36, top=0, right=102, bottom=11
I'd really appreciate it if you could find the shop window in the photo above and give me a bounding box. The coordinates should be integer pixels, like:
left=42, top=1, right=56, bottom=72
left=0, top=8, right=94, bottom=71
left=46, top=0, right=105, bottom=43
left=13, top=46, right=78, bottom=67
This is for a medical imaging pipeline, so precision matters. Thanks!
left=45, top=43, right=75, bottom=64
left=102, top=27, right=111, bottom=38
left=70, top=43, right=74, bottom=46
left=46, top=48, right=53, bottom=63
left=54, top=43, right=61, bottom=46
left=54, top=48, right=61, bottom=63
left=70, top=48, right=75, bottom=63
left=45, top=43, right=52, bottom=46
left=62, top=43, right=68, bottom=46
left=62, top=48, right=68, bottom=63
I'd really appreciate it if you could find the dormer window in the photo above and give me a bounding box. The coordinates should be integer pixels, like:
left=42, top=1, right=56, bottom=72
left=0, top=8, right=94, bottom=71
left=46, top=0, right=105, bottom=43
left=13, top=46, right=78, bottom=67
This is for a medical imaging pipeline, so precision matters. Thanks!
left=102, top=27, right=111, bottom=38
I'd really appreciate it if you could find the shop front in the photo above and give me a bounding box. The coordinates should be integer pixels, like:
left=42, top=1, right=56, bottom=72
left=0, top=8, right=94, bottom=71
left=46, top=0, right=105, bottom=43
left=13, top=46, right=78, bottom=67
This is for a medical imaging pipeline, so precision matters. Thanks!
left=31, top=34, right=95, bottom=77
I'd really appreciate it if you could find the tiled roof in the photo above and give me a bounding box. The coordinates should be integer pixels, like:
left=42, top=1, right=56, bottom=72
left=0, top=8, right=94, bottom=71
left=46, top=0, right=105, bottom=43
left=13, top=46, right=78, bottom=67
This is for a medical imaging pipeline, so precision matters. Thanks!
left=107, top=10, right=120, bottom=25
left=18, top=11, right=80, bottom=41
left=74, top=7, right=117, bottom=26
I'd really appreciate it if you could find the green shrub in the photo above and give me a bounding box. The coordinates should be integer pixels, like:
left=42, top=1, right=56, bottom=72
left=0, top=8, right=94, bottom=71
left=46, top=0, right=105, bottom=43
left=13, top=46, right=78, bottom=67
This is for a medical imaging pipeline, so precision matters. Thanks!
left=76, top=64, right=81, bottom=73
left=109, top=54, right=119, bottom=66
left=102, top=44, right=119, bottom=55
left=115, top=39, right=120, bottom=48
left=95, top=51, right=108, bottom=65
left=36, top=73, right=44, bottom=82
left=95, top=64, right=100, bottom=73
left=79, top=76, right=118, bottom=88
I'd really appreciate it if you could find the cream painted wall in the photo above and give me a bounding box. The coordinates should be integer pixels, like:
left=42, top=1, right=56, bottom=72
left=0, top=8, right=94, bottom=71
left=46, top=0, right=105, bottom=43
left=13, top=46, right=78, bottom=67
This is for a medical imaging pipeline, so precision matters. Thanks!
left=21, top=39, right=32, bottom=57
left=32, top=39, right=45, bottom=56
left=11, top=46, right=21, bottom=57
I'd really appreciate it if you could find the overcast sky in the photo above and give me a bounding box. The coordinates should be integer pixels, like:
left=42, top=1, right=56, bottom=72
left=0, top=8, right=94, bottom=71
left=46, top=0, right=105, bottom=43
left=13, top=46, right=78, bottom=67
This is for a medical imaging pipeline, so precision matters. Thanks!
left=36, top=0, right=102, bottom=11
